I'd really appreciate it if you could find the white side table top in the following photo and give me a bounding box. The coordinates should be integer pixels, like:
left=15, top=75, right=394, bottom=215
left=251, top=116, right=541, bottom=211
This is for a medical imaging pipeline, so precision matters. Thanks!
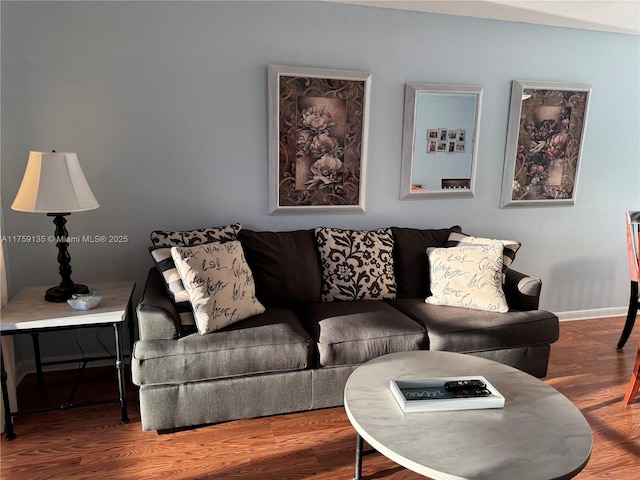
left=344, top=351, right=592, bottom=480
left=1, top=281, right=136, bottom=332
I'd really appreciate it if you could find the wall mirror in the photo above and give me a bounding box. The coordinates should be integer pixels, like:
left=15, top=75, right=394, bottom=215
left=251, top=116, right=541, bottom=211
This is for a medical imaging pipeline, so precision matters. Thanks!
left=400, top=83, right=483, bottom=199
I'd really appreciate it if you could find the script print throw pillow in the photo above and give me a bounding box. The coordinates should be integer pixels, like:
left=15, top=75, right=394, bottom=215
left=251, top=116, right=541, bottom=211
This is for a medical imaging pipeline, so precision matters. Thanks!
left=315, top=227, right=397, bottom=301
left=171, top=241, right=265, bottom=335
left=447, top=231, right=520, bottom=272
left=426, top=242, right=508, bottom=313
left=149, top=224, right=242, bottom=329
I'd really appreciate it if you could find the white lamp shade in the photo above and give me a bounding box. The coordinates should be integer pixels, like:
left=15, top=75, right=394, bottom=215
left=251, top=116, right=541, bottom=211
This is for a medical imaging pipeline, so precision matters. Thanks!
left=11, top=151, right=99, bottom=213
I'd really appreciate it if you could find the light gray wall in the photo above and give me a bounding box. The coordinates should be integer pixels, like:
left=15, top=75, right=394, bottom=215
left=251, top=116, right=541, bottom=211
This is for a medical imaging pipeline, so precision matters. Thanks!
left=2, top=1, right=639, bottom=362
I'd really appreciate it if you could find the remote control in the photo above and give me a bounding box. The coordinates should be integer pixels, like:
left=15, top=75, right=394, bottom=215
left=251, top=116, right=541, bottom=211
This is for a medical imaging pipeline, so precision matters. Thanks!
left=453, top=388, right=493, bottom=398
left=444, top=379, right=486, bottom=392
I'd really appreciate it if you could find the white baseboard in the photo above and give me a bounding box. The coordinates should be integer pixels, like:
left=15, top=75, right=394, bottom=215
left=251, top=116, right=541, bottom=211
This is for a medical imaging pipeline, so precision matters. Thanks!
left=14, top=359, right=28, bottom=386
left=556, top=306, right=628, bottom=322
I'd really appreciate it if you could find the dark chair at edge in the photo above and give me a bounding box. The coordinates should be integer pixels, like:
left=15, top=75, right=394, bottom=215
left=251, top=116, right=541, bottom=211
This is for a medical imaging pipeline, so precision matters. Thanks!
left=618, top=211, right=640, bottom=349
left=621, top=211, right=640, bottom=405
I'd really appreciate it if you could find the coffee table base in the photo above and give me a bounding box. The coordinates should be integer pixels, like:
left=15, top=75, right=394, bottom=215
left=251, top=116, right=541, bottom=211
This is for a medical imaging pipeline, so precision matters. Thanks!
left=354, top=434, right=379, bottom=480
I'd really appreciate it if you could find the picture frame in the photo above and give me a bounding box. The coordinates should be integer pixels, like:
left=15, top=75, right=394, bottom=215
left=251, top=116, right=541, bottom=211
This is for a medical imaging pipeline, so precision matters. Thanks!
left=400, top=83, right=483, bottom=199
left=268, top=64, right=371, bottom=214
left=500, top=80, right=591, bottom=207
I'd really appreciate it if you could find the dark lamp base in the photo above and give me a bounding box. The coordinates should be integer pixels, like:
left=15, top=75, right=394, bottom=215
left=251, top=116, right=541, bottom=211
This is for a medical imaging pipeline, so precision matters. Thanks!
left=45, top=284, right=90, bottom=303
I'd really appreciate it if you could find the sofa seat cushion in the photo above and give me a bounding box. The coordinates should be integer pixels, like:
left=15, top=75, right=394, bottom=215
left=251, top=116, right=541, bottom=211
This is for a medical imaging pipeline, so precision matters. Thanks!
left=302, top=301, right=427, bottom=367
left=132, top=307, right=313, bottom=385
left=388, top=298, right=559, bottom=353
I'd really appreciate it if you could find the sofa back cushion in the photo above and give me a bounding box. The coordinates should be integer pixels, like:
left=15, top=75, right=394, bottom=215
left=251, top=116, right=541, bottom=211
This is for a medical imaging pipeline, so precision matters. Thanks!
left=238, top=229, right=322, bottom=307
left=391, top=226, right=462, bottom=298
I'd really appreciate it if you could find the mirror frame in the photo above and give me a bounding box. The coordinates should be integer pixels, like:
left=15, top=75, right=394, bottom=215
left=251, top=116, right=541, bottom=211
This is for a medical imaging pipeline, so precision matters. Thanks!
left=400, top=83, right=483, bottom=199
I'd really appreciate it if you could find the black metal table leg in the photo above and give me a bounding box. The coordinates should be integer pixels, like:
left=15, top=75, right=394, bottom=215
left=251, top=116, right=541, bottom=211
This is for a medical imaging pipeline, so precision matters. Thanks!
left=354, top=433, right=364, bottom=480
left=618, top=281, right=638, bottom=349
left=31, top=333, right=44, bottom=388
left=113, top=322, right=129, bottom=424
left=126, top=295, right=135, bottom=352
left=1, top=347, right=15, bottom=440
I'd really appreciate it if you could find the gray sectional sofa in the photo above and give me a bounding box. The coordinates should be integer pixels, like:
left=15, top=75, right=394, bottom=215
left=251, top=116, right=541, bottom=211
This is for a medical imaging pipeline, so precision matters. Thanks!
left=131, top=225, right=559, bottom=432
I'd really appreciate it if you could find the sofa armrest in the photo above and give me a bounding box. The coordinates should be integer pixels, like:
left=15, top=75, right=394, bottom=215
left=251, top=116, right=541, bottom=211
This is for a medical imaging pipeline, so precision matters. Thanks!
left=504, top=267, right=542, bottom=311
left=136, top=267, right=181, bottom=341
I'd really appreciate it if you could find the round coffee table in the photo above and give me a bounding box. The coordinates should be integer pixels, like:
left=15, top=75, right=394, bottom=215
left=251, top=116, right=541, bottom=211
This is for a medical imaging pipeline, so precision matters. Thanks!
left=344, top=351, right=592, bottom=480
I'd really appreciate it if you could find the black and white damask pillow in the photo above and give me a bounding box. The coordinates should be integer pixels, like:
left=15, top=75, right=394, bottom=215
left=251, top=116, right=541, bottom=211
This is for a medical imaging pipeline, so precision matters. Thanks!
left=151, top=223, right=242, bottom=247
left=315, top=227, right=397, bottom=302
left=171, top=241, right=265, bottom=335
left=149, top=223, right=242, bottom=329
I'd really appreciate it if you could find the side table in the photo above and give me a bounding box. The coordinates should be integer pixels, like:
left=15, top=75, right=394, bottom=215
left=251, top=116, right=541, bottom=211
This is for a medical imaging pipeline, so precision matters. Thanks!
left=0, top=281, right=135, bottom=440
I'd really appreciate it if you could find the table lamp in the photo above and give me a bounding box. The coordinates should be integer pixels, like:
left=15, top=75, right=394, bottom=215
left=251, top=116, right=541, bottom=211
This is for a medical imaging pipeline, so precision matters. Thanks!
left=11, top=151, right=99, bottom=302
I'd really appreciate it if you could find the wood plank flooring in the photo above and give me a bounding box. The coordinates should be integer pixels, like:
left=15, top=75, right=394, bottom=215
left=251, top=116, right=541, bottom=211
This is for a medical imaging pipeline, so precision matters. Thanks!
left=1, top=316, right=639, bottom=479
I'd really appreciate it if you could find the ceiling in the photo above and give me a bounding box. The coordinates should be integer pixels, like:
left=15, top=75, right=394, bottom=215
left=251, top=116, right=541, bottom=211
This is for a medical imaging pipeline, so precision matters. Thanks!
left=328, top=0, right=640, bottom=35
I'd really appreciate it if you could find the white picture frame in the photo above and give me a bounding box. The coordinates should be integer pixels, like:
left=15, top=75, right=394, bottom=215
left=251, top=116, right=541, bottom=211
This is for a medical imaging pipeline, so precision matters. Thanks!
left=268, top=64, right=371, bottom=214
left=500, top=80, right=591, bottom=207
left=400, top=83, right=482, bottom=199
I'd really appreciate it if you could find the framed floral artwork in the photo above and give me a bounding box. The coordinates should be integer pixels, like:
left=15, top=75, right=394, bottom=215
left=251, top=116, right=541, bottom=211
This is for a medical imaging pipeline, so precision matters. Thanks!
left=268, top=65, right=371, bottom=214
left=500, top=80, right=591, bottom=207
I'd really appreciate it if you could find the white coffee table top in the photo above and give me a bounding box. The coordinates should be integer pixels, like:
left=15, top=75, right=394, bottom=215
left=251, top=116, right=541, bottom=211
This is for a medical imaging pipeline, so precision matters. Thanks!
left=344, top=351, right=592, bottom=480
left=0, top=281, right=135, bottom=332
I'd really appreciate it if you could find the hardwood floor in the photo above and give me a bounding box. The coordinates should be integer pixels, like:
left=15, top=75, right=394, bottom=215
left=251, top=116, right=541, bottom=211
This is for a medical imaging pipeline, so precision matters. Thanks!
left=1, top=316, right=639, bottom=479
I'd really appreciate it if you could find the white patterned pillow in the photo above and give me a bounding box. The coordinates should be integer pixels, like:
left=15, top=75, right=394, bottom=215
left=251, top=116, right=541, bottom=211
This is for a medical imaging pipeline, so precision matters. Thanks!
left=315, top=227, right=397, bottom=301
left=149, top=224, right=241, bottom=330
left=171, top=241, right=265, bottom=335
left=447, top=231, right=520, bottom=271
left=426, top=243, right=508, bottom=313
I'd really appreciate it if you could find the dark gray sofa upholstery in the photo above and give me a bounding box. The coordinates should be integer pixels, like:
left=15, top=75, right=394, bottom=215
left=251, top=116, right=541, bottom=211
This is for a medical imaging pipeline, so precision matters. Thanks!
left=133, top=306, right=313, bottom=385
left=302, top=300, right=428, bottom=367
left=132, top=226, right=559, bottom=432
